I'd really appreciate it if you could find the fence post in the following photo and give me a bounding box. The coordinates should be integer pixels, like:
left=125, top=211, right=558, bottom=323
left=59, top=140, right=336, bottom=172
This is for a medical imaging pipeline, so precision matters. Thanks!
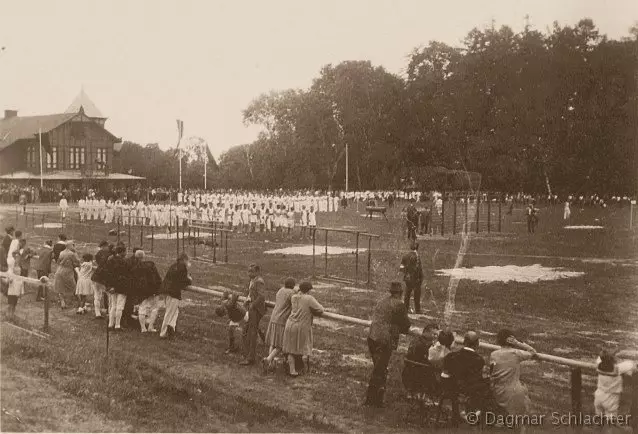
left=312, top=229, right=316, bottom=279
left=43, top=282, right=49, bottom=332
left=176, top=219, right=180, bottom=258
left=367, top=236, right=372, bottom=287
left=117, top=217, right=121, bottom=244
left=151, top=225, right=154, bottom=253
left=41, top=213, right=45, bottom=234
left=31, top=207, right=35, bottom=231
left=475, top=193, right=480, bottom=234
left=355, top=232, right=360, bottom=283
left=128, top=215, right=131, bottom=247
left=441, top=191, right=445, bottom=236
left=324, top=230, right=328, bottom=277
left=224, top=231, right=228, bottom=263
left=487, top=194, right=491, bottom=233
left=212, top=223, right=217, bottom=264
left=498, top=197, right=502, bottom=232
left=453, top=194, right=457, bottom=235
left=631, top=373, right=638, bottom=431
left=570, top=367, right=582, bottom=430
left=464, top=197, right=468, bottom=234
left=140, top=222, right=144, bottom=248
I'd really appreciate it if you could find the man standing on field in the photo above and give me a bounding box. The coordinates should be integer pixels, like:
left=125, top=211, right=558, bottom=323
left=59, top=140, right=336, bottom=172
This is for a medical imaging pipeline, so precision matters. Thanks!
left=401, top=241, right=423, bottom=314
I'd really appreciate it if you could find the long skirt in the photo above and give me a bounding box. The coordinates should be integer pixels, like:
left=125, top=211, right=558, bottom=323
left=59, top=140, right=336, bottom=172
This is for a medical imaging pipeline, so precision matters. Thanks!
left=282, top=320, right=314, bottom=356
left=265, top=322, right=286, bottom=349
left=54, top=267, right=76, bottom=294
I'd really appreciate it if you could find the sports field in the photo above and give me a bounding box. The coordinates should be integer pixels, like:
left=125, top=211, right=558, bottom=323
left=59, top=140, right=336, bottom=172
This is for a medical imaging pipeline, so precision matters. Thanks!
left=1, top=201, right=636, bottom=432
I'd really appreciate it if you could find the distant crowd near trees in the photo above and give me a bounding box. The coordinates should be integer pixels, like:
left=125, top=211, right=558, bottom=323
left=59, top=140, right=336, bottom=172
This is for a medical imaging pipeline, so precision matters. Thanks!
left=119, top=19, right=637, bottom=195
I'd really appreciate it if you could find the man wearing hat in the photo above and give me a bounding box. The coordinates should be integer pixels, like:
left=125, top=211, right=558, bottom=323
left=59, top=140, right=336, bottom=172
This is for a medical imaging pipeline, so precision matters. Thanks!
left=35, top=240, right=54, bottom=301
left=365, top=281, right=411, bottom=407
left=400, top=241, right=423, bottom=314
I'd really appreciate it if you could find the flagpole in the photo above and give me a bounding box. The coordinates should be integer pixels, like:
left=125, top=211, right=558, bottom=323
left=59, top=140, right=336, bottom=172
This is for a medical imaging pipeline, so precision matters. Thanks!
left=204, top=158, right=207, bottom=190
left=345, top=143, right=349, bottom=192
left=39, top=128, right=43, bottom=188
left=179, top=148, right=182, bottom=191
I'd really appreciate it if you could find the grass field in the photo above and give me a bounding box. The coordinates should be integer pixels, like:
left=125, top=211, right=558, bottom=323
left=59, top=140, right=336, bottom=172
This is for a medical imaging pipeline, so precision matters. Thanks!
left=1, top=201, right=637, bottom=432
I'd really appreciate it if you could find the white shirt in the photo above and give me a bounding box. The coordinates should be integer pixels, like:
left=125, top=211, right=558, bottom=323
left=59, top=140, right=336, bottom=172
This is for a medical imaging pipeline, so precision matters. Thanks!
left=59, top=198, right=68, bottom=209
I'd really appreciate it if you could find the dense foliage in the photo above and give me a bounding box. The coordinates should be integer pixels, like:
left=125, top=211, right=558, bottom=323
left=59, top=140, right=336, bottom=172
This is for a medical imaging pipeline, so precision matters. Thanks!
left=123, top=20, right=638, bottom=194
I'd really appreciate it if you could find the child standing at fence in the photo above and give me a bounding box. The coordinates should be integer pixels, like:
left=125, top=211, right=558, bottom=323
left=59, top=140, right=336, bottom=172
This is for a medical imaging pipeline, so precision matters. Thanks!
left=17, top=238, right=35, bottom=277
left=75, top=253, right=96, bottom=314
left=594, top=350, right=636, bottom=419
left=5, top=264, right=25, bottom=321
left=216, top=291, right=247, bottom=354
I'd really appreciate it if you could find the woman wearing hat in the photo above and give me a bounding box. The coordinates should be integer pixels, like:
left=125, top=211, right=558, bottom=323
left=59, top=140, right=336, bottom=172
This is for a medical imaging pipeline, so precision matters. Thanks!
left=282, top=281, right=324, bottom=377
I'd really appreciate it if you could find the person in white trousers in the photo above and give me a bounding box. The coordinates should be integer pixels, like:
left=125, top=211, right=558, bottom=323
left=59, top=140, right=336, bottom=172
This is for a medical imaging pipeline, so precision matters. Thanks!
left=131, top=250, right=163, bottom=333
left=159, top=253, right=192, bottom=339
left=104, top=245, right=129, bottom=331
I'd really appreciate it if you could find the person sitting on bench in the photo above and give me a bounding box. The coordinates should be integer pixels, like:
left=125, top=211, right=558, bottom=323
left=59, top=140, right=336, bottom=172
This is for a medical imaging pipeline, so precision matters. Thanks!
left=402, top=323, right=440, bottom=400
left=441, top=331, right=491, bottom=418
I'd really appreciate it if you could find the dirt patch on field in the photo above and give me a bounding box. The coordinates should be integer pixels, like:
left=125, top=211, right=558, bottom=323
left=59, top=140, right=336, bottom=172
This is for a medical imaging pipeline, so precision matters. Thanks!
left=265, top=245, right=367, bottom=256
left=436, top=264, right=585, bottom=283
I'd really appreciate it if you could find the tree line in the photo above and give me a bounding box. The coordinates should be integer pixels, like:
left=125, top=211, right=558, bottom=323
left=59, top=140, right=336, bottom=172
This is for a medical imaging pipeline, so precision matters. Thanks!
left=122, top=19, right=638, bottom=195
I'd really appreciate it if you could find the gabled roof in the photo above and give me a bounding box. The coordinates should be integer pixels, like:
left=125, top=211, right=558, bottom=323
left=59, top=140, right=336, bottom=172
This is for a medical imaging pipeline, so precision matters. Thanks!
left=66, top=89, right=104, bottom=118
left=0, top=113, right=77, bottom=151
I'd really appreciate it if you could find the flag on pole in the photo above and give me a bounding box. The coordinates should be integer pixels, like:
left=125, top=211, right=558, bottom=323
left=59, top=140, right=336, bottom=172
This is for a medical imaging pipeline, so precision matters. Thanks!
left=176, top=119, right=184, bottom=148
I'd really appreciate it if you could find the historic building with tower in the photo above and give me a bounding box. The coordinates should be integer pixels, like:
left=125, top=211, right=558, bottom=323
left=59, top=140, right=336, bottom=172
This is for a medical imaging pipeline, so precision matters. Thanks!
left=0, top=89, right=144, bottom=193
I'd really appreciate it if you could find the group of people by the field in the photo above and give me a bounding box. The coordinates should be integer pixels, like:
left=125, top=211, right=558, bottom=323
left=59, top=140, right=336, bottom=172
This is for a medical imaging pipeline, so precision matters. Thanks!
left=1, top=223, right=635, bottom=429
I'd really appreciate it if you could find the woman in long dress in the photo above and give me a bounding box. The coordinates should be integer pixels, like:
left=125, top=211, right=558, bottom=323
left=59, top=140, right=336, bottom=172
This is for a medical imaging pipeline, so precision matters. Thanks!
left=282, top=281, right=324, bottom=377
left=490, top=329, right=538, bottom=418
left=263, top=277, right=296, bottom=372
left=54, top=241, right=80, bottom=308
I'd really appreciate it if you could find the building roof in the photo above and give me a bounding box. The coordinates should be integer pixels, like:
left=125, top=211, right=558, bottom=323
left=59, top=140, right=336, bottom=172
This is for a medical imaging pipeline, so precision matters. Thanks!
left=66, top=89, right=104, bottom=118
left=0, top=171, right=145, bottom=181
left=0, top=113, right=77, bottom=151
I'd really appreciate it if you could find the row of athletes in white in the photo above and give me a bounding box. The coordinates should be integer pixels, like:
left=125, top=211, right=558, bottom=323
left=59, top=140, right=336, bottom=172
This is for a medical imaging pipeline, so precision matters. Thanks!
left=176, top=193, right=341, bottom=213
left=74, top=200, right=320, bottom=229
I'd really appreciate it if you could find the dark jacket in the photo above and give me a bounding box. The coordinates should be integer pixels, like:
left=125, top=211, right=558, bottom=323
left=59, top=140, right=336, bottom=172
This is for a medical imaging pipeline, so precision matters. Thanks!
left=368, top=295, right=411, bottom=350
left=103, top=255, right=130, bottom=295
left=442, top=348, right=486, bottom=393
left=35, top=246, right=53, bottom=274
left=132, top=260, right=162, bottom=299
left=0, top=245, right=7, bottom=272
left=161, top=262, right=191, bottom=300
left=246, top=292, right=266, bottom=321
left=402, top=335, right=437, bottom=393
left=52, top=241, right=66, bottom=262
left=401, top=251, right=423, bottom=283
left=2, top=235, right=11, bottom=258
left=91, top=249, right=112, bottom=286
left=225, top=300, right=246, bottom=323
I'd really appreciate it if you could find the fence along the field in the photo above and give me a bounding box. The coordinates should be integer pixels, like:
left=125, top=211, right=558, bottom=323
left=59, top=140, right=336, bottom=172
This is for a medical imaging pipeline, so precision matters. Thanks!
left=185, top=284, right=637, bottom=427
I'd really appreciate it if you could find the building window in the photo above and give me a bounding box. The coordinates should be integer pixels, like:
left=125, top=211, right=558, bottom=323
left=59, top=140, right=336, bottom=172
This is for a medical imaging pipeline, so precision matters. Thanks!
left=69, top=147, right=85, bottom=169
left=26, top=145, right=37, bottom=169
left=46, top=147, right=58, bottom=169
left=96, top=148, right=107, bottom=163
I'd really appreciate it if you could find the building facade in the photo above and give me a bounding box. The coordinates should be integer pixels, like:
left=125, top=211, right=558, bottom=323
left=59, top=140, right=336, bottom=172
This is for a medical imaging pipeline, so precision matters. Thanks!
left=0, top=90, right=143, bottom=194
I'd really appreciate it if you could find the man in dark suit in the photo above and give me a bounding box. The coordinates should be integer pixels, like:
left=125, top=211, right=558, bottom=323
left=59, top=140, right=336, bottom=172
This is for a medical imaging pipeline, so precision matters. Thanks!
left=400, top=241, right=423, bottom=314
left=442, top=331, right=490, bottom=414
left=2, top=226, right=14, bottom=259
left=365, top=282, right=411, bottom=408
left=406, top=202, right=419, bottom=240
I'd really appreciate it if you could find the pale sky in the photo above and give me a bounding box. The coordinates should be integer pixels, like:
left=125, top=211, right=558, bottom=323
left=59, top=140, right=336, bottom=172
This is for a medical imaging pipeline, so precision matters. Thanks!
left=1, top=0, right=635, bottom=159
